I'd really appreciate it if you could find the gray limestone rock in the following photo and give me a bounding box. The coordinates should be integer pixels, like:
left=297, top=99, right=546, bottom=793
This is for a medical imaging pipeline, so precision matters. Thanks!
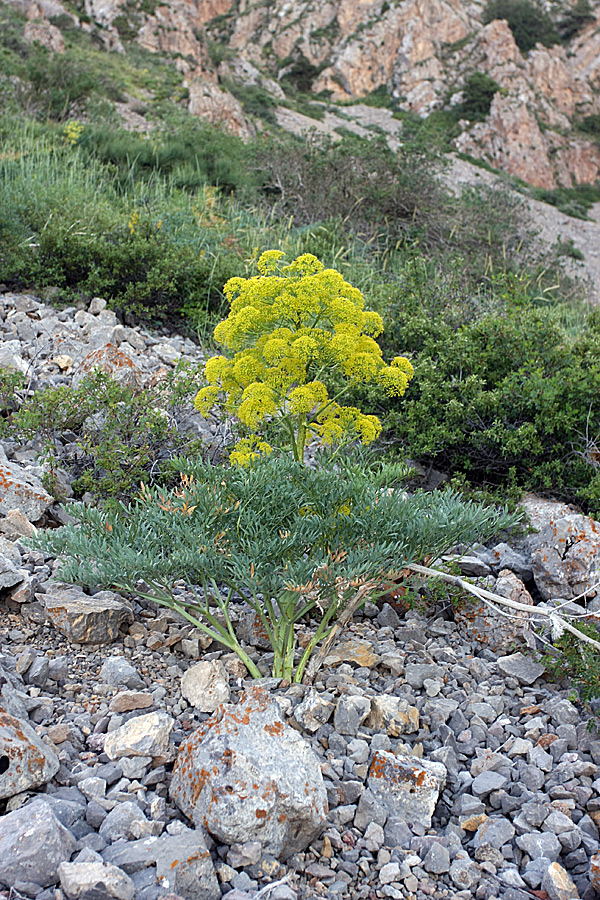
left=471, top=770, right=507, bottom=797
left=58, top=860, right=135, bottom=900
left=0, top=708, right=59, bottom=798
left=0, top=798, right=76, bottom=887
left=366, top=751, right=446, bottom=828
left=497, top=652, right=545, bottom=686
left=541, top=861, right=580, bottom=900
left=99, top=658, right=144, bottom=690
left=404, top=663, right=445, bottom=689
left=151, top=829, right=220, bottom=900
left=293, top=689, right=334, bottom=733
left=103, top=712, right=174, bottom=762
left=0, top=445, right=53, bottom=522
left=422, top=842, right=450, bottom=874
left=44, top=584, right=133, bottom=643
left=180, top=660, right=230, bottom=712
left=170, top=685, right=327, bottom=859
left=333, top=694, right=371, bottom=736
left=98, top=802, right=154, bottom=843
left=516, top=831, right=562, bottom=861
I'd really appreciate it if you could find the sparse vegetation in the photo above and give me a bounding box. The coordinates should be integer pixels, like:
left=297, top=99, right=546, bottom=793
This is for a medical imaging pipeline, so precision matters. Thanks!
left=482, top=0, right=560, bottom=53
left=533, top=183, right=600, bottom=220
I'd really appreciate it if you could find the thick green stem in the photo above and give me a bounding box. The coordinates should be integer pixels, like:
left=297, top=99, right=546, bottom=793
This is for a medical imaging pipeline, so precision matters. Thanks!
left=294, top=599, right=339, bottom=683
left=120, top=580, right=263, bottom=679
left=296, top=412, right=307, bottom=462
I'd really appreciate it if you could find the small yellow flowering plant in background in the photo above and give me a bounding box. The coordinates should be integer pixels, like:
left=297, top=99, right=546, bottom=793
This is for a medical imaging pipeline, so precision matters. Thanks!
left=63, top=120, right=84, bottom=147
left=195, top=250, right=414, bottom=463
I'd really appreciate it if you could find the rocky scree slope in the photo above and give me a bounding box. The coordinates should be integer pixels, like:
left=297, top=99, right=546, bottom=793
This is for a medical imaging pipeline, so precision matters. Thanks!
left=2, top=290, right=600, bottom=899
left=6, top=0, right=600, bottom=190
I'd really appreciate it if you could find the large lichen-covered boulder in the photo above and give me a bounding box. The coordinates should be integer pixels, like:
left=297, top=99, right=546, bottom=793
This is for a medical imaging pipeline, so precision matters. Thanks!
left=170, top=685, right=328, bottom=859
left=523, top=494, right=600, bottom=601
left=73, top=343, right=143, bottom=389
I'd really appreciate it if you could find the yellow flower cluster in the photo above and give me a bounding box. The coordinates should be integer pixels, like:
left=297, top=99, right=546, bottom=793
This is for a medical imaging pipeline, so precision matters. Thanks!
left=63, top=120, right=84, bottom=146
left=195, top=251, right=414, bottom=463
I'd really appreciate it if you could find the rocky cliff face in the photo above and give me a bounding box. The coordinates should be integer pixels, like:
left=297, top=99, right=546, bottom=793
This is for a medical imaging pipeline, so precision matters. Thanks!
left=8, top=0, right=600, bottom=187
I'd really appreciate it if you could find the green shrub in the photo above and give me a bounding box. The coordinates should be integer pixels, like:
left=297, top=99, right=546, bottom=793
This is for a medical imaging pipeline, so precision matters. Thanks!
left=534, top=183, right=600, bottom=220
left=79, top=120, right=251, bottom=193
left=35, top=452, right=518, bottom=680
left=579, top=114, right=600, bottom=136
left=0, top=128, right=247, bottom=328
left=222, top=80, right=277, bottom=125
left=454, top=72, right=501, bottom=122
left=279, top=55, right=322, bottom=94
left=557, top=0, right=595, bottom=41
left=482, top=0, right=560, bottom=53
left=2, top=366, right=204, bottom=505
left=355, top=262, right=600, bottom=512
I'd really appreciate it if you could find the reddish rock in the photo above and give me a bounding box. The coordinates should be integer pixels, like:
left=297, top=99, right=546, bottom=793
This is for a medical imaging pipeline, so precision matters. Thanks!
left=0, top=710, right=60, bottom=799
left=73, top=343, right=142, bottom=389
left=367, top=750, right=446, bottom=828
left=454, top=569, right=534, bottom=653
left=0, top=447, right=53, bottom=523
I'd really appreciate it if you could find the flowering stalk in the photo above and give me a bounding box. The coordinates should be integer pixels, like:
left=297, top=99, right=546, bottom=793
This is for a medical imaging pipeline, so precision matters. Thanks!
left=195, top=251, right=414, bottom=464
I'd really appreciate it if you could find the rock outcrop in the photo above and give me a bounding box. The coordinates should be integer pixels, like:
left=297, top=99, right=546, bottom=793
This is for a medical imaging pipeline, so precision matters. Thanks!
left=6, top=0, right=600, bottom=186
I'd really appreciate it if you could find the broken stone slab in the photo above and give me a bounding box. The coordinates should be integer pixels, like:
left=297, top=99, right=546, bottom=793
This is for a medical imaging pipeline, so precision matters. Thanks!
left=0, top=536, right=24, bottom=589
left=99, top=657, right=144, bottom=690
left=151, top=828, right=220, bottom=900
left=101, top=830, right=220, bottom=900
left=58, top=860, right=135, bottom=900
left=367, top=751, right=447, bottom=829
left=103, top=711, right=175, bottom=763
left=293, top=689, right=334, bottom=733
left=454, top=569, right=534, bottom=653
left=180, top=660, right=230, bottom=713
left=323, top=637, right=379, bottom=667
left=44, top=583, right=133, bottom=643
left=0, top=446, right=54, bottom=522
left=0, top=798, right=76, bottom=888
left=487, top=542, right=533, bottom=580
left=109, top=691, right=154, bottom=713
left=541, top=861, right=579, bottom=900
left=404, top=663, right=445, bottom=689
left=366, top=696, right=419, bottom=736
left=0, top=339, right=29, bottom=374
left=333, top=694, right=371, bottom=736
left=0, top=709, right=60, bottom=798
left=497, top=652, right=545, bottom=685
left=170, top=685, right=327, bottom=859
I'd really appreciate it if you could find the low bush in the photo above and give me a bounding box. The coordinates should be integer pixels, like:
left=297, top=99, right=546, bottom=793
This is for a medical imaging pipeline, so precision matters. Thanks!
left=79, top=121, right=251, bottom=193
left=353, top=260, right=600, bottom=512
left=0, top=128, right=245, bottom=328
left=533, top=183, right=600, bottom=220
left=557, top=0, right=595, bottom=41
left=454, top=72, right=501, bottom=122
left=2, top=366, right=204, bottom=505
